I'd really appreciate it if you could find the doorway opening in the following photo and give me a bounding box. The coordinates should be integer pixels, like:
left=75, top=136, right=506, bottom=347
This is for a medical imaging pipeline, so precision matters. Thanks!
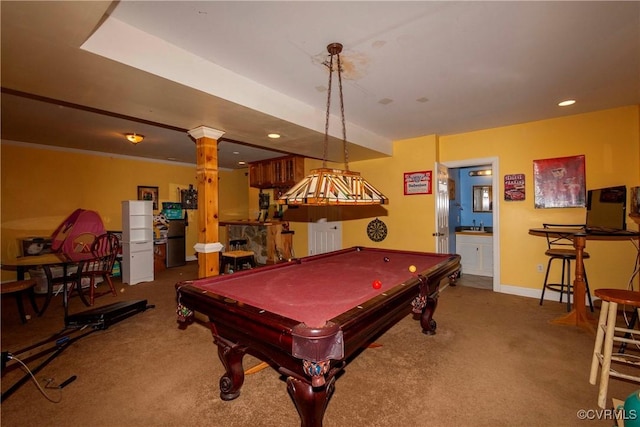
left=440, top=157, right=500, bottom=292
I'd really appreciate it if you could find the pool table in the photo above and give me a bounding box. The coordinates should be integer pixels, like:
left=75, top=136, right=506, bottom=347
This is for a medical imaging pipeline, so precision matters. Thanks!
left=175, top=246, right=460, bottom=427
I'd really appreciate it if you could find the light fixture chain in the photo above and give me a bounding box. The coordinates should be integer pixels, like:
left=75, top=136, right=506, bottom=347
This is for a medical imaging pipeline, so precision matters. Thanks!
left=336, top=53, right=348, bottom=171
left=322, top=53, right=335, bottom=169
left=277, top=42, right=388, bottom=207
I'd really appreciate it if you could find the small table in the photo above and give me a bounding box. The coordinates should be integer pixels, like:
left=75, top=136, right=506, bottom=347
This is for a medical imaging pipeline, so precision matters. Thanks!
left=1, top=253, right=79, bottom=316
left=176, top=246, right=460, bottom=427
left=529, top=228, right=640, bottom=331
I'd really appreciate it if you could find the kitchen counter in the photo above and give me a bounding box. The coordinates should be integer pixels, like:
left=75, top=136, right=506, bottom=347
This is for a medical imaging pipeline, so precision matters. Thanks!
left=219, top=219, right=285, bottom=226
left=455, top=231, right=493, bottom=236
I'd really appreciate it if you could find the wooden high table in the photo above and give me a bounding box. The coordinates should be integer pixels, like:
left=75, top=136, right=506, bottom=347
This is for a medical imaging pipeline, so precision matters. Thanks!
left=529, top=227, right=640, bottom=332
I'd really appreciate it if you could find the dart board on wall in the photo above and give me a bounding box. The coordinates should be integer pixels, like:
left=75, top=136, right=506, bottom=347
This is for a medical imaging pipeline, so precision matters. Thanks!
left=366, top=218, right=388, bottom=242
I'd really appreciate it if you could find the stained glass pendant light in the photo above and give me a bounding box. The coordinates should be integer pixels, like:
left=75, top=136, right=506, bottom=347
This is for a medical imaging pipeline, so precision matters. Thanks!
left=278, top=43, right=388, bottom=206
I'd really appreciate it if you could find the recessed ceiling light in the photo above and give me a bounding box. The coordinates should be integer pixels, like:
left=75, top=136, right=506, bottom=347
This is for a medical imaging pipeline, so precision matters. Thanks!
left=268, top=133, right=281, bottom=139
left=558, top=99, right=576, bottom=107
left=233, top=151, right=240, bottom=155
left=238, top=161, right=246, bottom=166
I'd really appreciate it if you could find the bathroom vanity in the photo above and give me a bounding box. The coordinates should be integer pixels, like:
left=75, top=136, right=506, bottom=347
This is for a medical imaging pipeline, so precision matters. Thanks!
left=455, top=230, right=493, bottom=277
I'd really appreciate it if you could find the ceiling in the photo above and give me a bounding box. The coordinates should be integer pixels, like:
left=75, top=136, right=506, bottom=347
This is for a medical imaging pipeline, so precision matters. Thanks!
left=2, top=1, right=639, bottom=169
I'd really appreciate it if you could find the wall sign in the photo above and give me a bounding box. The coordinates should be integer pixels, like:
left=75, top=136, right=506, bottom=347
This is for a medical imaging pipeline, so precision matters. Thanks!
left=504, top=174, right=525, bottom=201
left=404, top=170, right=432, bottom=195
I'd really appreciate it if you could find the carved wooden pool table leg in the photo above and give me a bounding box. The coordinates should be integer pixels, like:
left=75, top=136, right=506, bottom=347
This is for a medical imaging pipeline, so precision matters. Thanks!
left=411, top=274, right=439, bottom=335
left=215, top=336, right=247, bottom=401
left=286, top=375, right=336, bottom=427
left=421, top=297, right=438, bottom=335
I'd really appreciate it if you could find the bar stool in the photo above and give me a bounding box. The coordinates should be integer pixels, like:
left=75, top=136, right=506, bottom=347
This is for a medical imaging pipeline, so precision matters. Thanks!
left=589, top=288, right=640, bottom=408
left=220, top=239, right=256, bottom=274
left=1, top=279, right=39, bottom=323
left=539, top=224, right=593, bottom=312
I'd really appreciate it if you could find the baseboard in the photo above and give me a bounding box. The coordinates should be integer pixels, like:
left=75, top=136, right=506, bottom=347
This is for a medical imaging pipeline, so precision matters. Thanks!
left=497, top=283, right=596, bottom=307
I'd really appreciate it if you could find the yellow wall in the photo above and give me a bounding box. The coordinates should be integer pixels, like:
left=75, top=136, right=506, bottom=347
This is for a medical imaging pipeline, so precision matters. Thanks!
left=0, top=143, right=247, bottom=281
left=344, top=135, right=438, bottom=252
left=220, top=169, right=250, bottom=220
left=282, top=105, right=639, bottom=295
left=438, top=106, right=639, bottom=292
left=3, top=106, right=639, bottom=295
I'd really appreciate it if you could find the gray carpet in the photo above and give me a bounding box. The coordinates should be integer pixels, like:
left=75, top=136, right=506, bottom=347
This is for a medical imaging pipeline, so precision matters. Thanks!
left=1, top=262, right=637, bottom=426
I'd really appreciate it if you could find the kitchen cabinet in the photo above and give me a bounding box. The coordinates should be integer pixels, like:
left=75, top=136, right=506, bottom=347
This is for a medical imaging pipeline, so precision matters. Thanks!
left=249, top=155, right=304, bottom=189
left=455, top=233, right=493, bottom=277
left=122, top=200, right=154, bottom=285
left=249, top=161, right=273, bottom=188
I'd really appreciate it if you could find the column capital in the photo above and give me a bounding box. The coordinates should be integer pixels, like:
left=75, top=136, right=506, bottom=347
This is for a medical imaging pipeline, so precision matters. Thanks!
left=194, top=242, right=223, bottom=253
left=188, top=126, right=225, bottom=141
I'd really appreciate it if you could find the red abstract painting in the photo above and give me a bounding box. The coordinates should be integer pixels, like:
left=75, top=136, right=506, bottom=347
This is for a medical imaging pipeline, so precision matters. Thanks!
left=533, top=155, right=586, bottom=209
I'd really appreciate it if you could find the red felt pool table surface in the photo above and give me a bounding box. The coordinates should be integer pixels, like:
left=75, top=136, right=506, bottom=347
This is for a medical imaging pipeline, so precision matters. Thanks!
left=176, top=246, right=460, bottom=427
left=182, top=247, right=456, bottom=328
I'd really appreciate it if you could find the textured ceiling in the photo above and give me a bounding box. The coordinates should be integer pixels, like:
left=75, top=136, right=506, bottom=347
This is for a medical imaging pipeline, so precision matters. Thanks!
left=2, top=1, right=638, bottom=168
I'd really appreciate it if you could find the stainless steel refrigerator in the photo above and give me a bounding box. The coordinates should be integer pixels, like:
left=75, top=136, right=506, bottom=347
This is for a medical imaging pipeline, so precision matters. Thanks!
left=166, top=220, right=186, bottom=267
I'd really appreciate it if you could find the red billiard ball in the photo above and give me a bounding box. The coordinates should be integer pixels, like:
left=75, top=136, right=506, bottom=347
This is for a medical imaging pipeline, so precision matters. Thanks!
left=372, top=280, right=382, bottom=289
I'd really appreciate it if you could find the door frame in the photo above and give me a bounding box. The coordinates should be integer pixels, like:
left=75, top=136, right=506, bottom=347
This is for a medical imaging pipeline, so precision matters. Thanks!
left=440, top=157, right=500, bottom=292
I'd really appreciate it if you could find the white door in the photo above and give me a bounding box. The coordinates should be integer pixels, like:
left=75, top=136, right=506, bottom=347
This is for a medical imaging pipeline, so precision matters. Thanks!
left=435, top=163, right=450, bottom=253
left=308, top=221, right=342, bottom=255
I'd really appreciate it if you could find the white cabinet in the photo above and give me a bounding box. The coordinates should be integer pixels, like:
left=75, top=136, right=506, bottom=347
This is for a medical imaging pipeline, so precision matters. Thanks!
left=455, top=233, right=493, bottom=277
left=122, top=200, right=154, bottom=285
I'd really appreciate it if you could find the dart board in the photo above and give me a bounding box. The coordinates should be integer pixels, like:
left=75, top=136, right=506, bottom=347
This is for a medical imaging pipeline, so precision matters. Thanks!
left=366, top=218, right=388, bottom=242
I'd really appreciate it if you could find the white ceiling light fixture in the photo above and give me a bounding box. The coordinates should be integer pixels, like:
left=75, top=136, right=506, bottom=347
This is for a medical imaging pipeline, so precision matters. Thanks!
left=268, top=133, right=281, bottom=139
left=278, top=43, right=388, bottom=206
left=558, top=99, right=576, bottom=107
left=126, top=133, right=144, bottom=144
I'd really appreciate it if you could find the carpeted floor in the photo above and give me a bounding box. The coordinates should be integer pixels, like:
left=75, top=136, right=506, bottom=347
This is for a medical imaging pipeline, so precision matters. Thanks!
left=1, top=262, right=638, bottom=426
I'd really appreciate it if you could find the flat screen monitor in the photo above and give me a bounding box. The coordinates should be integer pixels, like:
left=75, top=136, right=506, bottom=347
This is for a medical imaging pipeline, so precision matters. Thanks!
left=586, top=185, right=627, bottom=231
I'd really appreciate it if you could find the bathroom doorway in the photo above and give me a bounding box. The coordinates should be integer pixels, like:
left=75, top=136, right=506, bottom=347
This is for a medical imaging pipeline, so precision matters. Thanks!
left=438, top=157, right=500, bottom=292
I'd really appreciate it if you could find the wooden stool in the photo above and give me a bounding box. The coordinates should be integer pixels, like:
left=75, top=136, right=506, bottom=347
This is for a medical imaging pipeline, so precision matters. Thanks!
left=1, top=279, right=39, bottom=323
left=220, top=250, right=256, bottom=274
left=589, top=289, right=640, bottom=408
left=220, top=239, right=256, bottom=274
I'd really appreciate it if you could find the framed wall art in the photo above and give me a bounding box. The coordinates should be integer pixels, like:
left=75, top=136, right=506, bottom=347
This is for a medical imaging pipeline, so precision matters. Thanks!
left=448, top=178, right=456, bottom=200
left=137, top=185, right=159, bottom=210
left=533, top=155, right=585, bottom=209
left=504, top=173, right=525, bottom=201
left=404, top=170, right=432, bottom=195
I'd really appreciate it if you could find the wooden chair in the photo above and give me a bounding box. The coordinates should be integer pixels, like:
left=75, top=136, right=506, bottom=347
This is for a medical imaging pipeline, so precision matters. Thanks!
left=220, top=239, right=256, bottom=274
left=589, top=289, right=640, bottom=408
left=72, top=233, right=119, bottom=305
left=0, top=279, right=38, bottom=323
left=539, top=223, right=593, bottom=312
